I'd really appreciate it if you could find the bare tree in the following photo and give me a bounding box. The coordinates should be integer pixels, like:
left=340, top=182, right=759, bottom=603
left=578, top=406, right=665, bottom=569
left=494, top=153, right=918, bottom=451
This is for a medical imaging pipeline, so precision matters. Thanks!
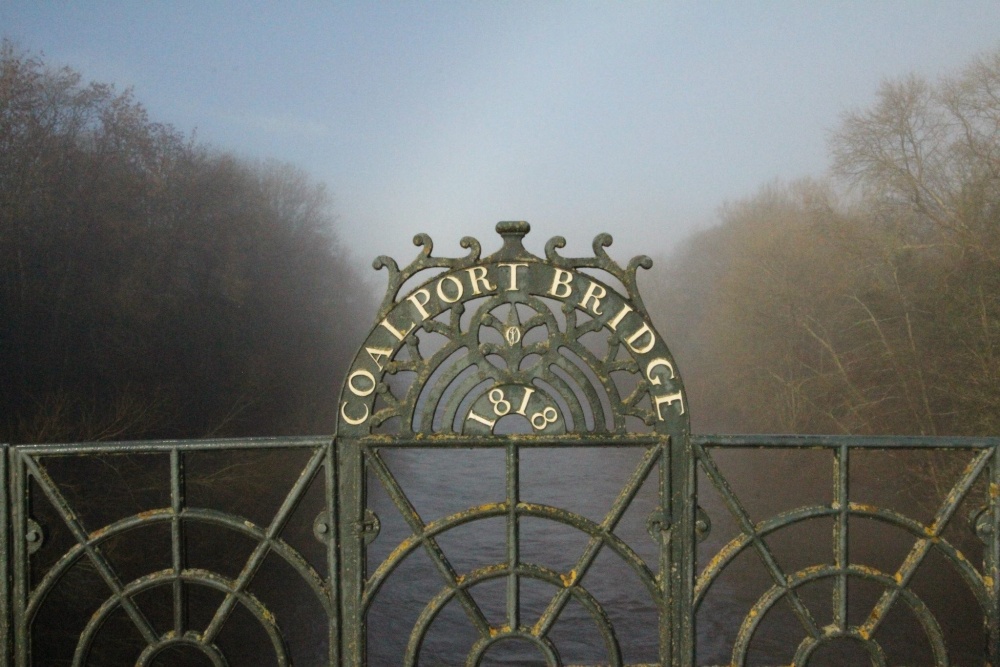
left=649, top=47, right=1000, bottom=440
left=0, top=42, right=371, bottom=443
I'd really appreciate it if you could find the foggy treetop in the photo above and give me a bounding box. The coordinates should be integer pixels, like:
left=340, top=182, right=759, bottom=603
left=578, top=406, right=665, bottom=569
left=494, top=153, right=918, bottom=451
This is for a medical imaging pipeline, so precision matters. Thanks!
left=0, top=42, right=369, bottom=442
left=4, top=4, right=1000, bottom=264
left=650, top=48, right=1000, bottom=437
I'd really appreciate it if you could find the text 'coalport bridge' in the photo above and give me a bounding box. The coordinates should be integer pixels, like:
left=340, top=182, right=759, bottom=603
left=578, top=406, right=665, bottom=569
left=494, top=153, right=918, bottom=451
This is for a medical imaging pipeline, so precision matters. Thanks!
left=2, top=221, right=998, bottom=666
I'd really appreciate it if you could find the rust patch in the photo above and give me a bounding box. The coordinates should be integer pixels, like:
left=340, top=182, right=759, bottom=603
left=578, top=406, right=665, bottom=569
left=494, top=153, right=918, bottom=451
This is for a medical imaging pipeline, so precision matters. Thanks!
left=848, top=502, right=879, bottom=514
left=851, top=563, right=883, bottom=578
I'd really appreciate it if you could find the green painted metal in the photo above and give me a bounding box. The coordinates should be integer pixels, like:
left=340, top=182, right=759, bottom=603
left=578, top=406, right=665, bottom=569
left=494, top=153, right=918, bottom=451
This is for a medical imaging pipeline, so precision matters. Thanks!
left=0, top=222, right=998, bottom=665
left=691, top=435, right=999, bottom=666
left=336, top=221, right=689, bottom=666
left=333, top=222, right=1000, bottom=665
left=337, top=222, right=694, bottom=665
left=5, top=437, right=338, bottom=666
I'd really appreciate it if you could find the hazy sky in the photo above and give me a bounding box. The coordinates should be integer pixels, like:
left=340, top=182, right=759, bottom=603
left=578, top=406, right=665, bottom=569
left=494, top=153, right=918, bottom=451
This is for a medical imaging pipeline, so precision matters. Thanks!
left=4, top=2, right=1000, bottom=269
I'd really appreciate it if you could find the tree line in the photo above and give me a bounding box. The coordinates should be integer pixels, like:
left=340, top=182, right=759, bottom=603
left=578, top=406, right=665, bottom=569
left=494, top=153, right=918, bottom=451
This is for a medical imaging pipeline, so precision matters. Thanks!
left=0, top=41, right=371, bottom=443
left=650, top=47, right=1000, bottom=437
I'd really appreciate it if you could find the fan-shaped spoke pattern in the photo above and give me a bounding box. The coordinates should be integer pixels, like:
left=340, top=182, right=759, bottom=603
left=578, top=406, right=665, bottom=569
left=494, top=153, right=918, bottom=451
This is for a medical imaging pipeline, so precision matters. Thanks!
left=13, top=439, right=336, bottom=666
left=694, top=437, right=997, bottom=666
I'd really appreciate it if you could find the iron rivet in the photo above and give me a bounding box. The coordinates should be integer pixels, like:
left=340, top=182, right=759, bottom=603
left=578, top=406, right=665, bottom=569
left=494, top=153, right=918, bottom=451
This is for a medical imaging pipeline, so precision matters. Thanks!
left=25, top=519, right=44, bottom=554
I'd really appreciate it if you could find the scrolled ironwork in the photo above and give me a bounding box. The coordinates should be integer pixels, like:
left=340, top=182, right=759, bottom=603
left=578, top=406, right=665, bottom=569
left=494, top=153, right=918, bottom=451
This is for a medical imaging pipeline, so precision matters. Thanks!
left=338, top=221, right=689, bottom=438
left=337, top=222, right=689, bottom=666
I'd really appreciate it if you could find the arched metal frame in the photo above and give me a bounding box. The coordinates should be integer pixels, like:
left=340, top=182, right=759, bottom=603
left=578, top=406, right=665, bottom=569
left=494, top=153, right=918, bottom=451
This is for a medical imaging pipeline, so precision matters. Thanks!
left=335, top=222, right=692, bottom=666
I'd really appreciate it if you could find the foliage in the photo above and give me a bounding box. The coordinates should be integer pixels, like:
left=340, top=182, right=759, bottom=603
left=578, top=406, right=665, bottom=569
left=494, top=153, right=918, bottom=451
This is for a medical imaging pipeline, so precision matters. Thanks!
left=0, top=41, right=370, bottom=442
left=650, top=47, right=1000, bottom=437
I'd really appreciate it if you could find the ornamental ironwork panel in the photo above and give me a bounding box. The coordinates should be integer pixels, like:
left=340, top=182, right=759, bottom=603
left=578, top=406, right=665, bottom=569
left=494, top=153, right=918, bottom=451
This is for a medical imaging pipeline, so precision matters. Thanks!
left=690, top=435, right=999, bottom=666
left=6, top=437, right=337, bottom=666
left=333, top=221, right=1000, bottom=666
left=335, top=222, right=692, bottom=666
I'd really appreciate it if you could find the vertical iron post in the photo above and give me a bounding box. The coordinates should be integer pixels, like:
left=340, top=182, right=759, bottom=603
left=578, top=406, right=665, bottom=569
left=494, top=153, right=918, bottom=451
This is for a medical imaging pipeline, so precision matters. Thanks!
left=337, top=437, right=365, bottom=666
left=667, top=431, right=695, bottom=667
left=325, top=439, right=341, bottom=666
left=989, top=444, right=1000, bottom=663
left=1, top=445, right=8, bottom=667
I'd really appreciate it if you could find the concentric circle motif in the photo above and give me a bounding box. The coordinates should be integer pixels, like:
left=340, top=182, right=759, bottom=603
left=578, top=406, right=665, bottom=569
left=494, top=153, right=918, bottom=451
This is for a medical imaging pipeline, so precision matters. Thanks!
left=694, top=442, right=994, bottom=666
left=342, top=223, right=688, bottom=665
left=363, top=442, right=665, bottom=666
left=20, top=442, right=333, bottom=666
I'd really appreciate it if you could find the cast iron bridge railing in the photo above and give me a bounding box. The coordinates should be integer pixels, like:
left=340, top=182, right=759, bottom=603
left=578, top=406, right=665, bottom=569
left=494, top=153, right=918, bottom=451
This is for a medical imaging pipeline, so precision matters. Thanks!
left=3, top=223, right=998, bottom=665
left=2, top=434, right=997, bottom=665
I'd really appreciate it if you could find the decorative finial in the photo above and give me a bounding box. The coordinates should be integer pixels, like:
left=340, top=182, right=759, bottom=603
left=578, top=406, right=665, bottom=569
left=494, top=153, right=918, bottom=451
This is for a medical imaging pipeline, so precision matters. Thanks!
left=494, top=221, right=530, bottom=258
left=496, top=220, right=530, bottom=237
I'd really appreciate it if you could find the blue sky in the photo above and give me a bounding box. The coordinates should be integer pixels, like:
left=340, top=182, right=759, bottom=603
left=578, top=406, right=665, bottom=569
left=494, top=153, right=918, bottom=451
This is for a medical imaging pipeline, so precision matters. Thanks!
left=4, top=2, right=1000, bottom=269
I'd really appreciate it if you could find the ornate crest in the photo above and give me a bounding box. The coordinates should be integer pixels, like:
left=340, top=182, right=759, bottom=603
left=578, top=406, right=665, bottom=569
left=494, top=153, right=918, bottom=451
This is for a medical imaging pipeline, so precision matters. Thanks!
left=337, top=221, right=688, bottom=439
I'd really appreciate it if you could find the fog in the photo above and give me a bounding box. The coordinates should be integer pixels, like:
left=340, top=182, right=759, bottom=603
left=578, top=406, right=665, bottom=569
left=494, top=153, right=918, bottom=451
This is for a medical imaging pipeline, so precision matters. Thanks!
left=5, top=3, right=1000, bottom=266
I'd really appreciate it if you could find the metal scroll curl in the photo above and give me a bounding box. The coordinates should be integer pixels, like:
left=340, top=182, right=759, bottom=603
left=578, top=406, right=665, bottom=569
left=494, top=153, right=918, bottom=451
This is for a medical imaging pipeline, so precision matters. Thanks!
left=336, top=221, right=688, bottom=438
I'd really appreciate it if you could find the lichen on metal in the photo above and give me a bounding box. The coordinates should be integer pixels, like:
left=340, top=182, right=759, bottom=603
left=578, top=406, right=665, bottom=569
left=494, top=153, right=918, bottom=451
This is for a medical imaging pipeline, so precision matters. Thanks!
left=335, top=222, right=689, bottom=667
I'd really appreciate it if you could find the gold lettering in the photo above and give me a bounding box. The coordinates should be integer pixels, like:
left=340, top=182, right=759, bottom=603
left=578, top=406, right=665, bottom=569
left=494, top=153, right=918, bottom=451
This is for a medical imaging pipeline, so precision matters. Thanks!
left=380, top=316, right=415, bottom=341
left=436, top=275, right=464, bottom=303
left=407, top=288, right=432, bottom=320
left=366, top=347, right=394, bottom=371
left=645, top=358, right=675, bottom=384
left=498, top=263, right=528, bottom=291
left=340, top=401, right=369, bottom=426
left=653, top=391, right=685, bottom=419
left=607, top=303, right=633, bottom=331
left=624, top=322, right=656, bottom=354
left=467, top=410, right=497, bottom=428
left=465, top=266, right=495, bottom=295
left=580, top=281, right=606, bottom=315
left=549, top=268, right=574, bottom=299
left=515, top=386, right=535, bottom=415
left=347, top=369, right=377, bottom=397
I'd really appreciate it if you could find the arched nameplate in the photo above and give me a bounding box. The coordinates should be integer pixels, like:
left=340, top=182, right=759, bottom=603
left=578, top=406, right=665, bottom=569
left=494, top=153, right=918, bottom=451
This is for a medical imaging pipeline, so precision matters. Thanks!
left=337, top=221, right=688, bottom=439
